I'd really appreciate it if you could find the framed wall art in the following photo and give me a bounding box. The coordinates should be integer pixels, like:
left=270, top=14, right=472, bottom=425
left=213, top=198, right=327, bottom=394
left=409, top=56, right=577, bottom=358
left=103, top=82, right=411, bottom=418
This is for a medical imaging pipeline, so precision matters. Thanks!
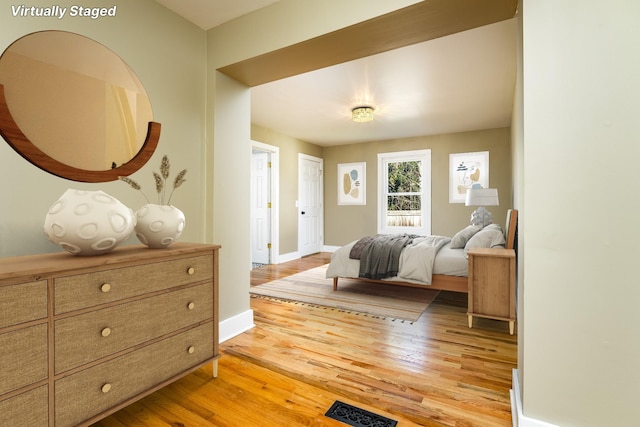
left=338, top=162, right=366, bottom=205
left=449, top=151, right=489, bottom=203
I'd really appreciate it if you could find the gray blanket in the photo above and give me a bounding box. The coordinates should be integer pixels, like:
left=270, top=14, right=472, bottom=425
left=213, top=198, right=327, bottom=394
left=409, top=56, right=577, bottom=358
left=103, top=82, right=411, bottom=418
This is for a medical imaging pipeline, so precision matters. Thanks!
left=356, top=234, right=418, bottom=280
left=349, top=235, right=377, bottom=259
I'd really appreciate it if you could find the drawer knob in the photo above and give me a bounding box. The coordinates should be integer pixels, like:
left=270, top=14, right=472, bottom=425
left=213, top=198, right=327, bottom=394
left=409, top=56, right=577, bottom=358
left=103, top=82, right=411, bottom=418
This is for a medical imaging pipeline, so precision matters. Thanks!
left=188, top=346, right=195, bottom=354
left=100, top=283, right=111, bottom=293
left=187, top=267, right=195, bottom=275
left=101, top=383, right=112, bottom=393
left=187, top=302, right=195, bottom=310
left=101, top=327, right=112, bottom=337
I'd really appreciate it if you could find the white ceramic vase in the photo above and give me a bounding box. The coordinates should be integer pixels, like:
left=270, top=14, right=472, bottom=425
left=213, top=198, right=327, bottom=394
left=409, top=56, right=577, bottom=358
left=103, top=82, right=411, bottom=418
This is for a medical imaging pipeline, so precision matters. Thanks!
left=43, top=189, right=135, bottom=256
left=134, top=204, right=185, bottom=248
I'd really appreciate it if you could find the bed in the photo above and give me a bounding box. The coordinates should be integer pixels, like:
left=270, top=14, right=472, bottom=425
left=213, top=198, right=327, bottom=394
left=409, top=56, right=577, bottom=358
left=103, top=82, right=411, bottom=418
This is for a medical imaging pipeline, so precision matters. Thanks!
left=327, top=209, right=518, bottom=293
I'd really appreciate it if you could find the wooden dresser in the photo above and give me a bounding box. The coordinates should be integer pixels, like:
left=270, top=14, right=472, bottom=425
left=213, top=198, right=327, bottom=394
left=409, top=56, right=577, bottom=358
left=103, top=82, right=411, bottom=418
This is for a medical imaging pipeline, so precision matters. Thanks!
left=0, top=242, right=220, bottom=427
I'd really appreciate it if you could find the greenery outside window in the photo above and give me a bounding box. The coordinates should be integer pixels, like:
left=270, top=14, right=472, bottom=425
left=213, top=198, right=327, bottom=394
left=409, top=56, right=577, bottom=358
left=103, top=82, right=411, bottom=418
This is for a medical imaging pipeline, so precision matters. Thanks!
left=377, top=149, right=431, bottom=235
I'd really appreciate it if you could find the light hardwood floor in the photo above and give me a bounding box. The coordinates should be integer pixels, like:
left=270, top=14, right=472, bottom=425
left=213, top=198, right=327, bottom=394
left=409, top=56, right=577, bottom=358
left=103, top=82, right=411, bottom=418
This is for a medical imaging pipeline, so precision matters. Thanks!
left=93, top=253, right=517, bottom=426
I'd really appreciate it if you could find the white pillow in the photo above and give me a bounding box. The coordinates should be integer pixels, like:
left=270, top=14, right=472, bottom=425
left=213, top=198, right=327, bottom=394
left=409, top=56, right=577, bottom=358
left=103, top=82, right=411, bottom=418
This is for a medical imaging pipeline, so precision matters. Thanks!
left=464, top=224, right=506, bottom=256
left=483, top=223, right=504, bottom=233
left=450, top=225, right=482, bottom=249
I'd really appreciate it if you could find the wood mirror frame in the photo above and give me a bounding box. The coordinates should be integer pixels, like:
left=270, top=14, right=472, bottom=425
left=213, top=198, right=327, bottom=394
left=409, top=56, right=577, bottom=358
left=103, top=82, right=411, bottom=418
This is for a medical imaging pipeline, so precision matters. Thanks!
left=0, top=31, right=160, bottom=183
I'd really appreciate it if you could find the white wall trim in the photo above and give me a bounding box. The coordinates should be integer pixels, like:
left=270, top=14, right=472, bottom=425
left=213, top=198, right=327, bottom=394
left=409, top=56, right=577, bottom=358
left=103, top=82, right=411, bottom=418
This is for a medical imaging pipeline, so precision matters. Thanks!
left=219, top=309, right=255, bottom=343
left=279, top=246, right=337, bottom=261
left=276, top=247, right=340, bottom=263
left=511, top=369, right=560, bottom=427
left=278, top=251, right=301, bottom=263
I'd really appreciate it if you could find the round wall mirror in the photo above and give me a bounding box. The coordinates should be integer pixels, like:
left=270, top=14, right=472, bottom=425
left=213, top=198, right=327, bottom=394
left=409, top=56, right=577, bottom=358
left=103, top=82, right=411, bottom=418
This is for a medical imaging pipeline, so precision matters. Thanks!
left=0, top=30, right=160, bottom=182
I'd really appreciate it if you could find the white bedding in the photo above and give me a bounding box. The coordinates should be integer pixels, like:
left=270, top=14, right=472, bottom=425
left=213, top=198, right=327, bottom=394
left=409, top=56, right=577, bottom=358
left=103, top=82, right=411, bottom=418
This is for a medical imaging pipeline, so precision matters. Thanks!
left=326, top=238, right=468, bottom=286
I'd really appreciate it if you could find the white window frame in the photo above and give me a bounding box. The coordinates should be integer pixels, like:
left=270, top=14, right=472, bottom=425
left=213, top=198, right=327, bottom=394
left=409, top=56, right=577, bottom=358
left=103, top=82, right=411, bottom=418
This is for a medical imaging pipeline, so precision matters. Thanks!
left=377, top=149, right=431, bottom=236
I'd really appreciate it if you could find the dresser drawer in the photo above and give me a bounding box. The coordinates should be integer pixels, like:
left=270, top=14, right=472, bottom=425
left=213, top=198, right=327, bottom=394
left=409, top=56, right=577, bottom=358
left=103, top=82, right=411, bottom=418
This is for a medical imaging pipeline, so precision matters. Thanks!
left=55, top=322, right=214, bottom=427
left=0, top=280, right=47, bottom=328
left=55, top=282, right=213, bottom=373
left=54, top=254, right=213, bottom=314
left=0, top=385, right=48, bottom=427
left=0, top=324, right=48, bottom=396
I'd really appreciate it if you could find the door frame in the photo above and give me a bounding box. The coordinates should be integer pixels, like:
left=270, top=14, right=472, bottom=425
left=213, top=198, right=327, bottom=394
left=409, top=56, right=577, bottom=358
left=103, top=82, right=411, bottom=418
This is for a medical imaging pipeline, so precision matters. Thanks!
left=251, top=140, right=280, bottom=264
left=297, top=153, right=324, bottom=256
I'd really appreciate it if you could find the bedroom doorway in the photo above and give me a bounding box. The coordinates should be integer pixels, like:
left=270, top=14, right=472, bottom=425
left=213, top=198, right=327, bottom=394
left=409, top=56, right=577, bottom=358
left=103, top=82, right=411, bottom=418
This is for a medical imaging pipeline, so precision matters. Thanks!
left=251, top=141, right=280, bottom=267
left=298, top=154, right=324, bottom=257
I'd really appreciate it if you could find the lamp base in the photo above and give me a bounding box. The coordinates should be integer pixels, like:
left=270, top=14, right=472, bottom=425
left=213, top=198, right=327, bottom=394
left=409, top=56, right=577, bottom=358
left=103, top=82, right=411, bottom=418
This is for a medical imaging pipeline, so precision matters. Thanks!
left=470, top=206, right=493, bottom=228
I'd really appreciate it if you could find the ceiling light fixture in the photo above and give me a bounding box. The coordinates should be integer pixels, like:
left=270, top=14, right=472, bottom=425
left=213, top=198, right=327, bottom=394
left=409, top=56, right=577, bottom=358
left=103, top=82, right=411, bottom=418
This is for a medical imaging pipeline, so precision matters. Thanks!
left=351, top=106, right=375, bottom=123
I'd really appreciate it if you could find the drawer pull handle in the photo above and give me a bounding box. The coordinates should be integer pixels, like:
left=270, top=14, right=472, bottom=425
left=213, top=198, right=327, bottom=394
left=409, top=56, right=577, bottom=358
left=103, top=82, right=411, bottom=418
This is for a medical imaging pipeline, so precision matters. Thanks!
left=187, top=302, right=195, bottom=310
left=187, top=267, right=195, bottom=275
left=100, top=283, right=111, bottom=293
left=101, top=327, right=112, bottom=337
left=101, top=383, right=112, bottom=393
left=188, top=346, right=195, bottom=354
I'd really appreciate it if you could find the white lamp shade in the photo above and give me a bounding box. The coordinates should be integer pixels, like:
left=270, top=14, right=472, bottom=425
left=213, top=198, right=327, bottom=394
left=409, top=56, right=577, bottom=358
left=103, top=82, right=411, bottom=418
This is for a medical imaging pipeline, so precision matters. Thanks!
left=465, top=188, right=499, bottom=207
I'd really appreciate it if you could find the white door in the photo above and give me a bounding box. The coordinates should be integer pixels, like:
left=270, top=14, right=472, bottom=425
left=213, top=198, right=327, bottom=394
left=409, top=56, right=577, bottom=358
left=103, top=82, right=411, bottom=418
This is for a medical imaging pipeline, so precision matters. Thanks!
left=251, top=151, right=270, bottom=265
left=298, top=154, right=323, bottom=256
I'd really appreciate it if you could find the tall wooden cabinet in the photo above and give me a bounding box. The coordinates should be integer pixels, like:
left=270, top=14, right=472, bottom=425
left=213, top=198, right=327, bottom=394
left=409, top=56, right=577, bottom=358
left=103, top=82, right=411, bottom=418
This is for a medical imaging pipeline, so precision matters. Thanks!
left=0, top=242, right=220, bottom=427
left=467, top=247, right=516, bottom=335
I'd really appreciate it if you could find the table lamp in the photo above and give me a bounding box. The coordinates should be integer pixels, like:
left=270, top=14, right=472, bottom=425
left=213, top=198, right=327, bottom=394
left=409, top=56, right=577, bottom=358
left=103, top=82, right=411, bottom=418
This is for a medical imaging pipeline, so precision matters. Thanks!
left=465, top=188, right=499, bottom=227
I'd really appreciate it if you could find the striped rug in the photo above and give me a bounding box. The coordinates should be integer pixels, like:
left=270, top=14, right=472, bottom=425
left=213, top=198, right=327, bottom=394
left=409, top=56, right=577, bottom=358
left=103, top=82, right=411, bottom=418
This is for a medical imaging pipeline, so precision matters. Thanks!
left=250, top=264, right=439, bottom=322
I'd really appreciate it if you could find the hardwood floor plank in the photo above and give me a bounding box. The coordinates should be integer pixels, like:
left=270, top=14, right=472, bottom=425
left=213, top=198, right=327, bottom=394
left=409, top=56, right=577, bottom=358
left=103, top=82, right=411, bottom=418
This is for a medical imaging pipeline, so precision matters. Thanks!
left=93, top=253, right=516, bottom=426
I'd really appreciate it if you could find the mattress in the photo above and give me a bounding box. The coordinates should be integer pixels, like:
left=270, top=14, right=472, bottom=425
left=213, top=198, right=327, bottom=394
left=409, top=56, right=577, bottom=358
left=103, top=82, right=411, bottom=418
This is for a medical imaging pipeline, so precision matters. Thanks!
left=432, top=242, right=468, bottom=276
left=326, top=240, right=468, bottom=285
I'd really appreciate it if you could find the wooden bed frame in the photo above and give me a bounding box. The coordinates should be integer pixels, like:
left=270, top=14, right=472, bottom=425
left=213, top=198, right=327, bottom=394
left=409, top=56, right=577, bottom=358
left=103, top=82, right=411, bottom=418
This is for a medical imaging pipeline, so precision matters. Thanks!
left=332, top=209, right=518, bottom=293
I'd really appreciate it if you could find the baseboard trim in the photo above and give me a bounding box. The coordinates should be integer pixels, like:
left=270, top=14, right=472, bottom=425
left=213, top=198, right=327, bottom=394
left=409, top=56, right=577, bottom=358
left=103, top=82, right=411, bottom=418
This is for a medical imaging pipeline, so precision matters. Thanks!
left=511, top=369, right=559, bottom=427
left=278, top=247, right=339, bottom=263
left=219, top=309, right=254, bottom=343
left=278, top=251, right=301, bottom=263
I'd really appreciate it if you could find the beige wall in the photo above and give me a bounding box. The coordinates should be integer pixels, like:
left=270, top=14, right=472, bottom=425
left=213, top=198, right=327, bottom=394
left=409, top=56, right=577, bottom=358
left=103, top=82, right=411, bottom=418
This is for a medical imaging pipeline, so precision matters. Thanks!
left=519, top=0, right=639, bottom=425
left=323, top=128, right=512, bottom=245
left=251, top=125, right=511, bottom=253
left=0, top=0, right=207, bottom=258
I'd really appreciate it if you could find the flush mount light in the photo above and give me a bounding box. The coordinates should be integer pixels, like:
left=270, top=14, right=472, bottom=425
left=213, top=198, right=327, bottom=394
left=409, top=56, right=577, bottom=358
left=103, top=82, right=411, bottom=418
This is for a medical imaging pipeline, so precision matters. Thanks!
left=351, top=106, right=375, bottom=123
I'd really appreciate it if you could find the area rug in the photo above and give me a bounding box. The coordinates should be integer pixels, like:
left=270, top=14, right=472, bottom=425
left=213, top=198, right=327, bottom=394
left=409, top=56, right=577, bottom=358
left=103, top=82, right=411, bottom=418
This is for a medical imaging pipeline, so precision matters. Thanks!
left=250, top=264, right=439, bottom=322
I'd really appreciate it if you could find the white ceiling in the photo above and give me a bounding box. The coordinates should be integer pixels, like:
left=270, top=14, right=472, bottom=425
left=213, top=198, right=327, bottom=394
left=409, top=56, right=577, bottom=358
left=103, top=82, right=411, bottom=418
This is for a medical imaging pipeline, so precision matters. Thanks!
left=153, top=0, right=282, bottom=31
left=154, top=1, right=517, bottom=147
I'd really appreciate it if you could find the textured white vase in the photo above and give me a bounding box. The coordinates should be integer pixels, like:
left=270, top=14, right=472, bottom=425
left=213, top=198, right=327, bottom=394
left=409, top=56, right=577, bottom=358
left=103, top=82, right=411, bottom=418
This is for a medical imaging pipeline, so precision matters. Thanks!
left=134, top=204, right=185, bottom=248
left=43, top=189, right=135, bottom=256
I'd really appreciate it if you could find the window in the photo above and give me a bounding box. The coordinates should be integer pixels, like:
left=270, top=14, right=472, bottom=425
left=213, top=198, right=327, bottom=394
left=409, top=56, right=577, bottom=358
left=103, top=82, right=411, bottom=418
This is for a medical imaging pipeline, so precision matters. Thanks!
left=377, top=149, right=431, bottom=235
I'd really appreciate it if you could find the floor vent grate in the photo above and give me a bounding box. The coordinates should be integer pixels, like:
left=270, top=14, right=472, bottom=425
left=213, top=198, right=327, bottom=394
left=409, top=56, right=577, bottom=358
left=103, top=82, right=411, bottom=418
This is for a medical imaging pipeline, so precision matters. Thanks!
left=324, top=401, right=397, bottom=427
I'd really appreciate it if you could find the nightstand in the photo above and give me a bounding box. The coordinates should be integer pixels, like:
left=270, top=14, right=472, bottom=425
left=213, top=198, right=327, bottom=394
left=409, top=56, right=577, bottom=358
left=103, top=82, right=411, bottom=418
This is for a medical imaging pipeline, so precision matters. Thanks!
left=467, top=247, right=516, bottom=335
